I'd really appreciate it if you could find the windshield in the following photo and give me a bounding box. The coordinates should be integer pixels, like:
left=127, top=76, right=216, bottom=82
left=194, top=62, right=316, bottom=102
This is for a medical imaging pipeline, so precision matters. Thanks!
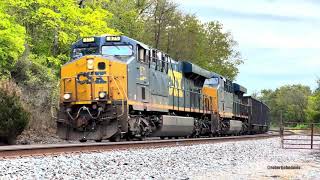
left=72, top=47, right=99, bottom=59
left=204, top=78, right=219, bottom=87
left=102, top=45, right=133, bottom=56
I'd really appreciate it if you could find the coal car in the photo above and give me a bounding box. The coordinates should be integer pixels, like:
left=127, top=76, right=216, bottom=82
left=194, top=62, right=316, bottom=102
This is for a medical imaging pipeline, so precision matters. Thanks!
left=243, top=96, right=270, bottom=133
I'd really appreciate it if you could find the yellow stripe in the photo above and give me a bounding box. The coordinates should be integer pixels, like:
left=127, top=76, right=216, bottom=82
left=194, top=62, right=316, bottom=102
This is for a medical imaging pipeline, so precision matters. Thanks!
left=70, top=100, right=212, bottom=114
left=71, top=101, right=92, bottom=105
left=219, top=112, right=234, bottom=117
left=128, top=100, right=211, bottom=114
left=71, top=100, right=112, bottom=105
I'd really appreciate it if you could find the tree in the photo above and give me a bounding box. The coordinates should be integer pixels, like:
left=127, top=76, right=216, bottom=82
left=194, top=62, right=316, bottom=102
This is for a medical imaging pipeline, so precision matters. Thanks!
left=137, top=0, right=243, bottom=80
left=0, top=0, right=119, bottom=131
left=137, top=0, right=178, bottom=49
left=106, top=0, right=146, bottom=39
left=276, top=85, right=311, bottom=122
left=305, top=92, right=320, bottom=123
left=3, top=0, right=117, bottom=70
left=0, top=6, right=26, bottom=77
left=259, top=85, right=311, bottom=125
left=315, top=79, right=320, bottom=93
left=305, top=79, right=320, bottom=123
left=202, top=21, right=243, bottom=79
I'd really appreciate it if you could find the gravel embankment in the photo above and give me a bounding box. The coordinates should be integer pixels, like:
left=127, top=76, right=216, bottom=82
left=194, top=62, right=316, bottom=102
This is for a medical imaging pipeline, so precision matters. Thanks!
left=16, top=129, right=77, bottom=145
left=1, top=136, right=320, bottom=179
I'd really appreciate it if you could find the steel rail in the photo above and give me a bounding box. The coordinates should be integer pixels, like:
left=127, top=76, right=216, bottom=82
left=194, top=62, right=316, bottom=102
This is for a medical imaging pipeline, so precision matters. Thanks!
left=0, top=133, right=283, bottom=158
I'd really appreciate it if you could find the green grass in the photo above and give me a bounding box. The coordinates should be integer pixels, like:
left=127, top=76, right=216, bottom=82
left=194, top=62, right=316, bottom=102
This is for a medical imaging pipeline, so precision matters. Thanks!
left=292, top=124, right=309, bottom=129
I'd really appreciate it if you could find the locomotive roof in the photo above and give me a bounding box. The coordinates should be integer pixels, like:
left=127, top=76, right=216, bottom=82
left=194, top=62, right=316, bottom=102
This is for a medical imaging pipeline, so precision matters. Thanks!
left=182, top=61, right=214, bottom=79
left=233, top=83, right=247, bottom=94
left=72, top=35, right=242, bottom=82
left=72, top=35, right=150, bottom=48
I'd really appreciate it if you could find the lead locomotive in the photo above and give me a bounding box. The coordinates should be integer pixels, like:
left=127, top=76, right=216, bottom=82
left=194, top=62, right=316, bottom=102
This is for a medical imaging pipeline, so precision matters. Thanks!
left=57, top=35, right=269, bottom=142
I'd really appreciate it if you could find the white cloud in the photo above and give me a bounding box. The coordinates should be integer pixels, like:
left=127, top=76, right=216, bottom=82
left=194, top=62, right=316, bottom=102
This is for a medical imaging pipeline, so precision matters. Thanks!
left=175, top=0, right=320, bottom=19
left=239, top=49, right=320, bottom=75
left=221, top=18, right=320, bottom=48
left=236, top=49, right=320, bottom=93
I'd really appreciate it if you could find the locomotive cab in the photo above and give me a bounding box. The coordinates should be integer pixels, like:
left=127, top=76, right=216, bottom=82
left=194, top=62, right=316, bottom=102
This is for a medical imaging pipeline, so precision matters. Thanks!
left=203, top=77, right=219, bottom=114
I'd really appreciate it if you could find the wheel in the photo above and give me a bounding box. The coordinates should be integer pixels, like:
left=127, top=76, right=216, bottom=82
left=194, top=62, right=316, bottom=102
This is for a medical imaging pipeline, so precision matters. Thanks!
left=138, top=135, right=145, bottom=141
left=95, top=139, right=102, bottom=142
left=125, top=134, right=132, bottom=141
left=109, top=132, right=121, bottom=142
left=6, top=137, right=17, bottom=145
left=80, top=139, right=87, bottom=143
left=160, top=137, right=165, bottom=140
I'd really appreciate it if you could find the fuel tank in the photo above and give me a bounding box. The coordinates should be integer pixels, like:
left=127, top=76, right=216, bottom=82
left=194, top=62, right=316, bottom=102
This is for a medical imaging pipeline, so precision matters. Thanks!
left=151, top=115, right=194, bottom=137
left=228, top=120, right=243, bottom=134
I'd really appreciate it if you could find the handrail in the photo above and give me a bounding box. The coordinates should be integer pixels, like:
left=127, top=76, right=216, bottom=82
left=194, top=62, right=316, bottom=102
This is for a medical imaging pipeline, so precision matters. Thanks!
left=110, top=76, right=127, bottom=118
left=61, top=74, right=121, bottom=80
left=61, top=74, right=127, bottom=119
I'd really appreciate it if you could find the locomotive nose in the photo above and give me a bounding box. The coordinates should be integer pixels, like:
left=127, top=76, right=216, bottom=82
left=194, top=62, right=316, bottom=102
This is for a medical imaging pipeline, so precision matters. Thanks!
left=60, top=56, right=127, bottom=104
left=60, top=56, right=110, bottom=103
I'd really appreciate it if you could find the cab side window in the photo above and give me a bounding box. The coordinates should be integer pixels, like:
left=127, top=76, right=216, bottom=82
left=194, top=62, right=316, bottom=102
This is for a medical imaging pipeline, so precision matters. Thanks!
left=156, top=51, right=162, bottom=71
left=138, top=47, right=146, bottom=63
left=146, top=50, right=150, bottom=63
left=149, top=49, right=169, bottom=74
left=151, top=50, right=156, bottom=63
left=161, top=54, right=165, bottom=72
left=165, top=55, right=169, bottom=73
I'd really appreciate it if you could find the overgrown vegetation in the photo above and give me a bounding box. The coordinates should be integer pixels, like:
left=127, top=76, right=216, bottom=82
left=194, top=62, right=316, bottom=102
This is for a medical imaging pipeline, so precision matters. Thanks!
left=0, top=0, right=243, bottom=141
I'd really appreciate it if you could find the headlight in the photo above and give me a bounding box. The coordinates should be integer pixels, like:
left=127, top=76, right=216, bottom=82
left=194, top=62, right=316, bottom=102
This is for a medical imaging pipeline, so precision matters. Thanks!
left=99, top=92, right=107, bottom=99
left=63, top=93, right=71, bottom=100
left=87, top=59, right=94, bottom=70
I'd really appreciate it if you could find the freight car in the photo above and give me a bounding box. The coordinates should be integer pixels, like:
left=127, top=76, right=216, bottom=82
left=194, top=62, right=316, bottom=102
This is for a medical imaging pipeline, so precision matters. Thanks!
left=57, top=35, right=269, bottom=142
left=243, top=96, right=270, bottom=133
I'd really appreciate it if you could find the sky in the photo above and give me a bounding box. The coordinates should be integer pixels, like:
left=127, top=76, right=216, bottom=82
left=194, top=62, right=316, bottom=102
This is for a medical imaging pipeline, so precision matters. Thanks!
left=174, top=0, right=320, bottom=94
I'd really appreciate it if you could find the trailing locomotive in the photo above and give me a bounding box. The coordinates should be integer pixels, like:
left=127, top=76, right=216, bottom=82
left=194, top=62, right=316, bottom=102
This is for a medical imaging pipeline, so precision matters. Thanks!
left=57, top=35, right=269, bottom=142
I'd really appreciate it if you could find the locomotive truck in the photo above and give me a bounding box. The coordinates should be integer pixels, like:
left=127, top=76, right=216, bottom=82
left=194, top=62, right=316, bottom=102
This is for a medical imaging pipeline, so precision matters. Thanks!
left=57, top=35, right=269, bottom=142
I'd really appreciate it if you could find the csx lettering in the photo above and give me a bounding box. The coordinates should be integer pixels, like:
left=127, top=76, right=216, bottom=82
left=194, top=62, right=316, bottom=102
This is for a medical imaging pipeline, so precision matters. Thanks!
left=77, top=71, right=107, bottom=84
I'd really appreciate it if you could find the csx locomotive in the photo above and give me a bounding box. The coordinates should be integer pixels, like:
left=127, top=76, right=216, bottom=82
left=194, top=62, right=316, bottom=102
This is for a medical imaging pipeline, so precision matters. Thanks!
left=57, top=35, right=269, bottom=142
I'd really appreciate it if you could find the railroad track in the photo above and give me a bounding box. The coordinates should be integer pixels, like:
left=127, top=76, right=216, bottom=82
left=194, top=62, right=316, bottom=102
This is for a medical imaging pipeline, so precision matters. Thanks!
left=0, top=133, right=285, bottom=158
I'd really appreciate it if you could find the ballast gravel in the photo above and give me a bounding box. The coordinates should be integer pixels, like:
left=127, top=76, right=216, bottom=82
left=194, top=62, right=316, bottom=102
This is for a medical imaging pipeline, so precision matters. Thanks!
left=1, top=136, right=320, bottom=179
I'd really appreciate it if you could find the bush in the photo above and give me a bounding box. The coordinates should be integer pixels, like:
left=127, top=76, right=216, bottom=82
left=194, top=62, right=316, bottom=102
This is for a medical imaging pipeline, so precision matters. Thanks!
left=0, top=80, right=29, bottom=144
